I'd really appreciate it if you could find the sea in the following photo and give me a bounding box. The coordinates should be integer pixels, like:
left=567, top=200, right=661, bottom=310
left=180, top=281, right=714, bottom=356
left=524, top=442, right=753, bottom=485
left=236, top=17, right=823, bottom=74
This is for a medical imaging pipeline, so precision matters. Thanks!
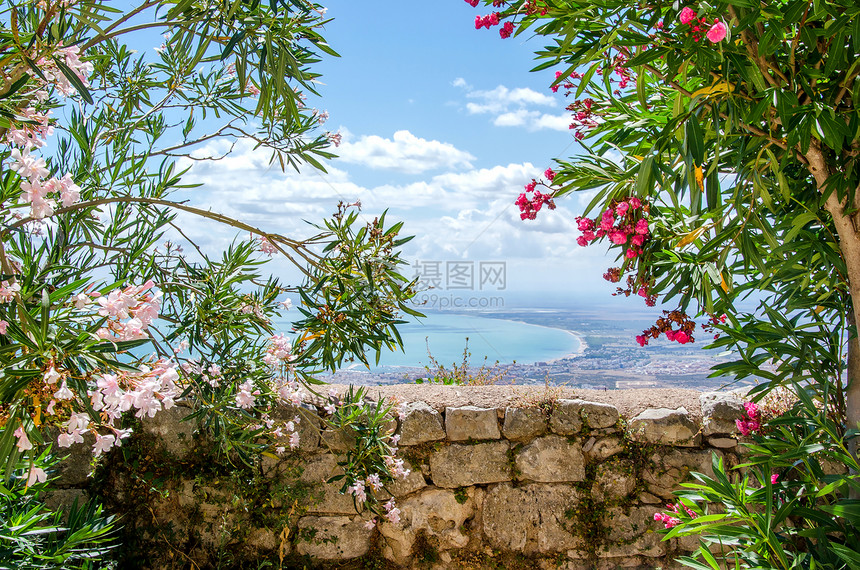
left=275, top=311, right=582, bottom=372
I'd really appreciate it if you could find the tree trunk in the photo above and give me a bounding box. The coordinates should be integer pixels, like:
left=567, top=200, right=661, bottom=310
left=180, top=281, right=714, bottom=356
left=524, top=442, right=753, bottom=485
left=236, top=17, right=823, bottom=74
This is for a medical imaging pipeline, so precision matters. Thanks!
left=821, top=199, right=860, bottom=442
left=848, top=315, right=860, bottom=461
left=808, top=147, right=860, bottom=466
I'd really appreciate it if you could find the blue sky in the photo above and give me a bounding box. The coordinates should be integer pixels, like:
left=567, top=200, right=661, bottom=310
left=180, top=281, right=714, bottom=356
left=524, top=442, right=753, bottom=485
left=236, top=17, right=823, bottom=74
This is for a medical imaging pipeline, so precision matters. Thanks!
left=172, top=1, right=629, bottom=308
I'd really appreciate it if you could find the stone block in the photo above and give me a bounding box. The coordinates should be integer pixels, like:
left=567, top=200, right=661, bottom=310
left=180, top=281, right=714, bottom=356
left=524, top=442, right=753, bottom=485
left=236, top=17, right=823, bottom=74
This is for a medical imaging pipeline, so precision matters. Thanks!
left=296, top=515, right=372, bottom=560
left=515, top=435, right=585, bottom=483
left=398, top=402, right=446, bottom=446
left=320, top=427, right=356, bottom=453
left=140, top=404, right=198, bottom=459
left=549, top=399, right=583, bottom=434
left=502, top=407, right=547, bottom=441
left=551, top=400, right=619, bottom=434
left=579, top=401, right=620, bottom=429
left=592, top=460, right=636, bottom=501
left=599, top=506, right=664, bottom=558
left=246, top=528, right=280, bottom=553
left=271, top=404, right=320, bottom=452
left=445, top=406, right=500, bottom=441
left=297, top=454, right=383, bottom=515
left=628, top=407, right=701, bottom=447
left=53, top=430, right=96, bottom=487
left=707, top=437, right=738, bottom=449
left=583, top=435, right=625, bottom=462
left=642, top=449, right=719, bottom=499
left=429, top=441, right=511, bottom=488
left=379, top=488, right=475, bottom=565
left=700, top=391, right=745, bottom=436
left=386, top=458, right=427, bottom=497
left=483, top=483, right=584, bottom=554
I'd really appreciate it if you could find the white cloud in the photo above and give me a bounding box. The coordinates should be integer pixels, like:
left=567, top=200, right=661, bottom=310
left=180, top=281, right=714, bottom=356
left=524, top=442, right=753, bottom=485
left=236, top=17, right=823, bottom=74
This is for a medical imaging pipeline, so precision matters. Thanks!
left=169, top=136, right=594, bottom=282
left=335, top=129, right=475, bottom=173
left=531, top=113, right=571, bottom=131
left=454, top=80, right=569, bottom=132
left=463, top=85, right=555, bottom=115
left=431, top=163, right=538, bottom=198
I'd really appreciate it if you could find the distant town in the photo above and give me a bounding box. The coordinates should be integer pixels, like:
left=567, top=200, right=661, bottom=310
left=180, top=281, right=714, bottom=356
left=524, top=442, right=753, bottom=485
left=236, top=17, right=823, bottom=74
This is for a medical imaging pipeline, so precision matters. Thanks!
left=322, top=307, right=759, bottom=392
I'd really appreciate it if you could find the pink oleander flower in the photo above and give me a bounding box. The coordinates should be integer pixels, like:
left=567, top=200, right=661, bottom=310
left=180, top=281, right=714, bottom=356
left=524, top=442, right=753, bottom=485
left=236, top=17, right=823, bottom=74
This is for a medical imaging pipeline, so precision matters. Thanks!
left=43, top=366, right=61, bottom=385
left=679, top=7, right=697, bottom=24
left=366, top=473, right=382, bottom=491
left=654, top=512, right=680, bottom=529
left=347, top=480, right=367, bottom=504
left=6, top=108, right=53, bottom=149
left=500, top=21, right=514, bottom=38
left=736, top=418, right=760, bottom=436
left=27, top=466, right=48, bottom=487
left=675, top=331, right=690, bottom=344
left=706, top=21, right=727, bottom=43
left=383, top=499, right=401, bottom=524
left=364, top=518, right=377, bottom=530
left=609, top=230, right=628, bottom=245
left=14, top=426, right=33, bottom=451
left=743, top=401, right=760, bottom=421
left=265, top=333, right=294, bottom=364
left=0, top=280, right=20, bottom=303
left=53, top=381, right=74, bottom=400
left=771, top=473, right=779, bottom=484
left=93, top=433, right=116, bottom=457
left=29, top=195, right=56, bottom=219
left=259, top=236, right=277, bottom=255
left=9, top=148, right=50, bottom=181
left=599, top=210, right=616, bottom=231
left=235, top=380, right=257, bottom=409
left=576, top=216, right=594, bottom=232
left=0, top=320, right=7, bottom=335
left=57, top=173, right=81, bottom=207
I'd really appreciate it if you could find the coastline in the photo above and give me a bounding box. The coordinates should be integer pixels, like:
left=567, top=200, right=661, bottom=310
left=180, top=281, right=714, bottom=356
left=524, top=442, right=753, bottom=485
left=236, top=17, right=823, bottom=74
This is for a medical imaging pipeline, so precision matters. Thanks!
left=547, top=328, right=588, bottom=362
left=466, top=312, right=588, bottom=364
left=333, top=312, right=588, bottom=374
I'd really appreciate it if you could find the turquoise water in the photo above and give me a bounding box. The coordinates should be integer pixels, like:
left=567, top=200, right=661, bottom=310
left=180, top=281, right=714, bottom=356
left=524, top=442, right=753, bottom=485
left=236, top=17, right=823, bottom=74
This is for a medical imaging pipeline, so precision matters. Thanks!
left=311, top=312, right=582, bottom=370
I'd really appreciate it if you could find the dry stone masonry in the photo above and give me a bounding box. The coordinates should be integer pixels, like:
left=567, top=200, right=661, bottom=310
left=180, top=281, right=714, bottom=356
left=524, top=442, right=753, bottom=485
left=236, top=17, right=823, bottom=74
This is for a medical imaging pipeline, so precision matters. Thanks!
left=63, top=390, right=752, bottom=569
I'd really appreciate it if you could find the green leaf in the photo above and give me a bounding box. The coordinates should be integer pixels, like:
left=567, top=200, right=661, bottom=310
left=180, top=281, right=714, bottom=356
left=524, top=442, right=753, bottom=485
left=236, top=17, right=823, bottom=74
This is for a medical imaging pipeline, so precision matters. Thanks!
left=0, top=74, right=31, bottom=100
left=820, top=500, right=860, bottom=520
left=54, top=58, right=93, bottom=104
left=685, top=116, right=705, bottom=166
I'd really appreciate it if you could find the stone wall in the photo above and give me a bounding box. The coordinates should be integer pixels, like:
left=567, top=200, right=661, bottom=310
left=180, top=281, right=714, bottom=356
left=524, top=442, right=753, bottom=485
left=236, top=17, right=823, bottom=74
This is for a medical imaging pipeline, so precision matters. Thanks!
left=56, top=389, right=750, bottom=569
